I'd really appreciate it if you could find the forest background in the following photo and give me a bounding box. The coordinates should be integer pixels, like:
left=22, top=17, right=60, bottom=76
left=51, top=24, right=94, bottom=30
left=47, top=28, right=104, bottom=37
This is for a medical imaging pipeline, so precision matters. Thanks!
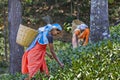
left=0, top=0, right=120, bottom=79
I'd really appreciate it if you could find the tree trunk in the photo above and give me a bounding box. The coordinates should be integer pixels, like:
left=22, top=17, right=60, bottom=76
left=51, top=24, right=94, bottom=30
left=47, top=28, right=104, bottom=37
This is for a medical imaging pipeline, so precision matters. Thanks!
left=3, top=2, right=8, bottom=62
left=90, top=0, right=110, bottom=42
left=8, top=0, right=24, bottom=74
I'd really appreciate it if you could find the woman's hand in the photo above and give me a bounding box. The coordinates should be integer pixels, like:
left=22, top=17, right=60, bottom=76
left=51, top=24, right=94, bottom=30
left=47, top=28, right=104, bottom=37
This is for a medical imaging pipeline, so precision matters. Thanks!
left=46, top=52, right=53, bottom=59
left=48, top=54, right=53, bottom=59
left=60, top=63, right=64, bottom=68
left=48, top=43, right=64, bottom=68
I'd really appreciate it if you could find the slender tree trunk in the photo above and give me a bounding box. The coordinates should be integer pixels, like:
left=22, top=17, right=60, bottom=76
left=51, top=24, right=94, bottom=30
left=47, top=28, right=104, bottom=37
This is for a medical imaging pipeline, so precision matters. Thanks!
left=8, top=0, right=24, bottom=74
left=70, top=0, right=73, bottom=17
left=90, top=0, right=110, bottom=42
left=3, top=3, right=8, bottom=61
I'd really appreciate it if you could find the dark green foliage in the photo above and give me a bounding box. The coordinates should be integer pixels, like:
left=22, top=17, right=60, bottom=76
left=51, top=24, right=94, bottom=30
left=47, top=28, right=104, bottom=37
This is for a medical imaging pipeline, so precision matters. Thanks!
left=0, top=73, right=27, bottom=80
left=0, top=61, right=8, bottom=74
left=110, top=24, right=120, bottom=42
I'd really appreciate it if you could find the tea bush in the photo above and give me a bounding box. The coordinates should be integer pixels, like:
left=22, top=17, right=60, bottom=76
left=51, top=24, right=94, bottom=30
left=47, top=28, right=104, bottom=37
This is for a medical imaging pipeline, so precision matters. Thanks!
left=0, top=25, right=120, bottom=80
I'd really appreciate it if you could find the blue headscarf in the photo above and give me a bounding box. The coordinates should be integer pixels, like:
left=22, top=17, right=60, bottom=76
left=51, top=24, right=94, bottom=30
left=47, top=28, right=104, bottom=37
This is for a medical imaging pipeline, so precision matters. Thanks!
left=26, top=23, right=62, bottom=51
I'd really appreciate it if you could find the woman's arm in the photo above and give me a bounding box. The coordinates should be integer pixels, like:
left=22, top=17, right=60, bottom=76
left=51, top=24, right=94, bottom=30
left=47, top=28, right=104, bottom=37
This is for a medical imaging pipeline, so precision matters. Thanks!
left=72, top=29, right=80, bottom=48
left=83, top=28, right=90, bottom=46
left=46, top=52, right=53, bottom=59
left=72, top=34, right=78, bottom=48
left=48, top=43, right=64, bottom=68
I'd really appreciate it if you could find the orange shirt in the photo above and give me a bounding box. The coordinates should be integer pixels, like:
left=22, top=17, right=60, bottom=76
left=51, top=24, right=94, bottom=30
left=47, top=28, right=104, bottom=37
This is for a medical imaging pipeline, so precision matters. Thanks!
left=74, top=28, right=90, bottom=46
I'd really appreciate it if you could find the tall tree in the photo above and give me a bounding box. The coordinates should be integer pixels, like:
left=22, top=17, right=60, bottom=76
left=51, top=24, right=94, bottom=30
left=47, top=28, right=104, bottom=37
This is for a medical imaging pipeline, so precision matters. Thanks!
left=3, top=0, right=8, bottom=61
left=8, top=0, right=24, bottom=74
left=90, top=0, right=110, bottom=42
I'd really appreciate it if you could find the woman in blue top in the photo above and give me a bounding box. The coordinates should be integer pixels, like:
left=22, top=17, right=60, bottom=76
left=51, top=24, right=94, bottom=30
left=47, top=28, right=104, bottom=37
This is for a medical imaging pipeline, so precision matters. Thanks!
left=22, top=23, right=64, bottom=80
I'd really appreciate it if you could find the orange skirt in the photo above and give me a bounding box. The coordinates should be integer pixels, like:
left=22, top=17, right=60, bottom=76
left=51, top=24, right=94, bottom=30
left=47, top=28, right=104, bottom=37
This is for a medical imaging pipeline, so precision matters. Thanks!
left=22, top=42, right=49, bottom=78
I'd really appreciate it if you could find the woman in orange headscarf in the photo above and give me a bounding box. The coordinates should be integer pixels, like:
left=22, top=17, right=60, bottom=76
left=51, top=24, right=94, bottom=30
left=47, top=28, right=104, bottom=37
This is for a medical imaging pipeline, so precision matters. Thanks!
left=22, top=23, right=64, bottom=80
left=72, top=21, right=90, bottom=48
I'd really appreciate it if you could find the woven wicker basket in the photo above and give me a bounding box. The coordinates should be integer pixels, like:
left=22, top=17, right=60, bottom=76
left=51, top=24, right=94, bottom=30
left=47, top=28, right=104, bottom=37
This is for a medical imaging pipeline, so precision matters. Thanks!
left=16, top=24, right=38, bottom=47
left=72, top=19, right=84, bottom=33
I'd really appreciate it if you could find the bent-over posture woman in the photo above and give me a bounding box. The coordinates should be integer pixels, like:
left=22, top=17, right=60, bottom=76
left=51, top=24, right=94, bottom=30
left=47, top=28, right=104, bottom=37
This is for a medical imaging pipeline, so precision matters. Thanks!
left=72, top=23, right=90, bottom=48
left=22, top=23, right=64, bottom=80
